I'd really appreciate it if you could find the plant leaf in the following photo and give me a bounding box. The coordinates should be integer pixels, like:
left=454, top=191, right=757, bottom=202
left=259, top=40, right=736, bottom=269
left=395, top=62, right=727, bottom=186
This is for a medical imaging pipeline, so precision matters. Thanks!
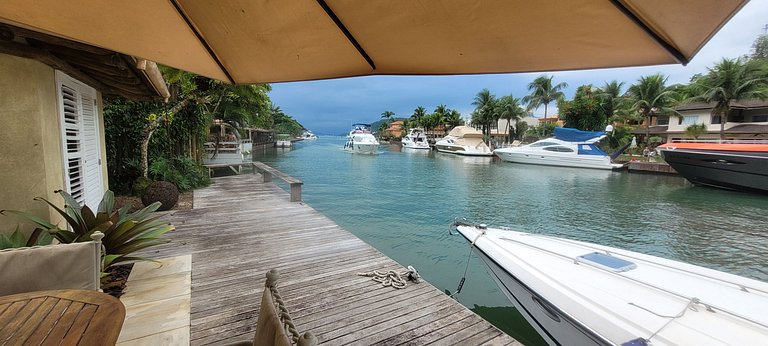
left=56, top=190, right=82, bottom=210
left=0, top=209, right=58, bottom=230
left=98, top=190, right=115, bottom=214
left=81, top=205, right=97, bottom=229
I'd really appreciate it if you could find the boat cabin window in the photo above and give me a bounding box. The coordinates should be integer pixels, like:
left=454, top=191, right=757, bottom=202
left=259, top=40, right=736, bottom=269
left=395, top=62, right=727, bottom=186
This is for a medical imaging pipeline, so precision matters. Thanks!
left=576, top=252, right=636, bottom=272
left=530, top=141, right=558, bottom=147
left=543, top=146, right=574, bottom=152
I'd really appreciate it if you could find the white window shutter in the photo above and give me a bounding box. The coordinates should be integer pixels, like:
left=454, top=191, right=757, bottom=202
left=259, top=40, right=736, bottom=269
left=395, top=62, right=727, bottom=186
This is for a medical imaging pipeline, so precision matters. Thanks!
left=57, top=72, right=104, bottom=209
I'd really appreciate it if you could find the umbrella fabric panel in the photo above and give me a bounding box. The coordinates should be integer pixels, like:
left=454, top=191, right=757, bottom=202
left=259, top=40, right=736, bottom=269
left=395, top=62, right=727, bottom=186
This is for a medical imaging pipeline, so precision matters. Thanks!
left=0, top=0, right=229, bottom=81
left=0, top=0, right=748, bottom=84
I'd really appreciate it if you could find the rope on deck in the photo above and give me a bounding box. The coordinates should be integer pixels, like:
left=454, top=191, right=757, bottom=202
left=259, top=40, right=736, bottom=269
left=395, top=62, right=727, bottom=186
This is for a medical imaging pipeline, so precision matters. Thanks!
left=358, top=265, right=421, bottom=289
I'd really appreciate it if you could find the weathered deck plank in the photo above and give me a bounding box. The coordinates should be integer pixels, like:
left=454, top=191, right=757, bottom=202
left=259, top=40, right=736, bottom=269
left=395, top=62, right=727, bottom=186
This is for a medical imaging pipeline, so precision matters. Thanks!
left=150, top=174, right=517, bottom=345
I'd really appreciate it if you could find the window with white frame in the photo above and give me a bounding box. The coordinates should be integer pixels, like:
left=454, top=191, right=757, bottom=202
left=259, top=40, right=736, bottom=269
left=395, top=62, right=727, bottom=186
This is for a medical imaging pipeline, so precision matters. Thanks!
left=680, top=115, right=699, bottom=125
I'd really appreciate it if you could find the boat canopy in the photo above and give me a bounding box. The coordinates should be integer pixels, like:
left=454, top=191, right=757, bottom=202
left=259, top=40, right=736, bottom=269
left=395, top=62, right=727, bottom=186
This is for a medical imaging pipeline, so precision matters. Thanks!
left=554, top=127, right=603, bottom=142
left=447, top=126, right=484, bottom=138
left=577, top=144, right=608, bottom=156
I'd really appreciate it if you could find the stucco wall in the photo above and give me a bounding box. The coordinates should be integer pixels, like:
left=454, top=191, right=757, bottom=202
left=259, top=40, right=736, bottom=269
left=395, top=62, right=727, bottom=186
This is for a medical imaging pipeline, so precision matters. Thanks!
left=0, top=54, right=109, bottom=237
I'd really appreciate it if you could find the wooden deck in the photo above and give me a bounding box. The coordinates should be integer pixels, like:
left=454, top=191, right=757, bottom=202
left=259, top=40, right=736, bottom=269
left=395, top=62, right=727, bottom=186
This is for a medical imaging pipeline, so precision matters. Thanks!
left=151, top=174, right=518, bottom=345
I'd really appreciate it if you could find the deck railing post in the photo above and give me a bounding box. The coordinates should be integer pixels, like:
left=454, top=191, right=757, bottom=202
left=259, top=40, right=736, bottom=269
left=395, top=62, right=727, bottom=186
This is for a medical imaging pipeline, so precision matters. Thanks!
left=290, top=184, right=302, bottom=202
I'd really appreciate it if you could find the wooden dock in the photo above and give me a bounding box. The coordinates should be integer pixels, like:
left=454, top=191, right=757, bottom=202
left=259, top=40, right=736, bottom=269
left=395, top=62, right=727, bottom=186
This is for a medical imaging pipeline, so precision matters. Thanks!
left=151, top=174, right=518, bottom=345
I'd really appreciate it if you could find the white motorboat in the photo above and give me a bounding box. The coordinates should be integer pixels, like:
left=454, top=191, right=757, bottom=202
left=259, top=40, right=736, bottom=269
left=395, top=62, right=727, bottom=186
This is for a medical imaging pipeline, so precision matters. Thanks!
left=402, top=128, right=431, bottom=150
left=452, top=220, right=768, bottom=346
left=434, top=126, right=492, bottom=156
left=344, top=123, right=379, bottom=154
left=302, top=130, right=318, bottom=140
left=494, top=127, right=624, bottom=170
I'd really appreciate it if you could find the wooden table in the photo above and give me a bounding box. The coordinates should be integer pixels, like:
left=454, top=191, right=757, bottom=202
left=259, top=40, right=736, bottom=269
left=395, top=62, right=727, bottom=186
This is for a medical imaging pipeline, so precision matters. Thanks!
left=0, top=290, right=125, bottom=345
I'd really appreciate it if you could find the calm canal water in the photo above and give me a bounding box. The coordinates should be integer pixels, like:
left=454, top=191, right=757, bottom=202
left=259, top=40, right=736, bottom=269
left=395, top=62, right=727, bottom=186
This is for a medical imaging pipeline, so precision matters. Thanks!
left=253, top=136, right=768, bottom=345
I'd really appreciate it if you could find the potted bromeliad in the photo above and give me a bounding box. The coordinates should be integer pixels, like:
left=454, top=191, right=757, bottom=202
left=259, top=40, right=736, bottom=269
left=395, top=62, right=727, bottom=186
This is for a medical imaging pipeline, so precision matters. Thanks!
left=1, top=190, right=175, bottom=296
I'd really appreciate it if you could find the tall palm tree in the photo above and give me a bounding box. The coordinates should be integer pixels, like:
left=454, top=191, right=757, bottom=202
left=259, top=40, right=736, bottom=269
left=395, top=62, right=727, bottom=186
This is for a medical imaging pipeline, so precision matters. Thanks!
left=688, top=58, right=768, bottom=140
left=495, top=95, right=526, bottom=143
left=472, top=89, right=497, bottom=137
left=411, top=106, right=428, bottom=126
left=445, top=110, right=464, bottom=130
left=597, top=80, right=625, bottom=121
left=380, top=110, right=395, bottom=122
left=522, top=75, right=568, bottom=118
left=626, top=74, right=678, bottom=141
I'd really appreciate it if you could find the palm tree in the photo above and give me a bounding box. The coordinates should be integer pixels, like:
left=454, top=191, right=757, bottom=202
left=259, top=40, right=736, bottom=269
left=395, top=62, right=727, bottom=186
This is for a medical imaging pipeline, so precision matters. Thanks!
left=522, top=75, right=568, bottom=118
left=495, top=95, right=526, bottom=143
left=411, top=106, right=428, bottom=126
left=380, top=110, right=395, bottom=123
left=472, top=89, right=497, bottom=137
left=684, top=123, right=708, bottom=140
left=688, top=58, right=768, bottom=140
left=445, top=110, right=464, bottom=130
left=626, top=74, right=678, bottom=142
left=597, top=80, right=625, bottom=121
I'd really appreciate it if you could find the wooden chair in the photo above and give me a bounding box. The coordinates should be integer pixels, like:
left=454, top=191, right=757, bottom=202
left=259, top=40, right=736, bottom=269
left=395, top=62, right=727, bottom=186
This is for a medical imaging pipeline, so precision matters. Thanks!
left=229, top=269, right=317, bottom=346
left=0, top=232, right=104, bottom=296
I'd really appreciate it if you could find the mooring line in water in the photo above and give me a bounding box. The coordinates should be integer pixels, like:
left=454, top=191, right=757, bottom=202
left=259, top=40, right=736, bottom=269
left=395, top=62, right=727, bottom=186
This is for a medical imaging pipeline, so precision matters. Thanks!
left=449, top=225, right=485, bottom=298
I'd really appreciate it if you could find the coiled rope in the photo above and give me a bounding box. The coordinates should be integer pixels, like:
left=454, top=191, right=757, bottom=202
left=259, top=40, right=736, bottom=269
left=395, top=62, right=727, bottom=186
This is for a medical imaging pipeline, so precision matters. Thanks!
left=358, top=265, right=421, bottom=289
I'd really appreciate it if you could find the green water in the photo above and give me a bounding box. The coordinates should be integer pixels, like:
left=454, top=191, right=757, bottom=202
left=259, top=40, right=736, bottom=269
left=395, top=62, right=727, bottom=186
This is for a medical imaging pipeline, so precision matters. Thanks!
left=254, top=136, right=768, bottom=345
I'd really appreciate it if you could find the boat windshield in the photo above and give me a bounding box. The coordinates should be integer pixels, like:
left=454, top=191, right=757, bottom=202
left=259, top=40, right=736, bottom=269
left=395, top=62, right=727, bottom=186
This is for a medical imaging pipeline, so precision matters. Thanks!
left=530, top=141, right=558, bottom=147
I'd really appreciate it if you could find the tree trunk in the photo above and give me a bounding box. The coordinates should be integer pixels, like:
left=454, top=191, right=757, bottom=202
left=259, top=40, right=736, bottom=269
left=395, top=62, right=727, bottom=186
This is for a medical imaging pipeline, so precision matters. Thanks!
left=645, top=114, right=651, bottom=143
left=140, top=126, right=156, bottom=178
left=543, top=104, right=548, bottom=118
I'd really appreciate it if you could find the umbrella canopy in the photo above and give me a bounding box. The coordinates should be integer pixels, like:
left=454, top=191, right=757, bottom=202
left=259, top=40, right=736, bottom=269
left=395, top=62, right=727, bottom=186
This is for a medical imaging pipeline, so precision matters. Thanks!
left=0, top=0, right=746, bottom=84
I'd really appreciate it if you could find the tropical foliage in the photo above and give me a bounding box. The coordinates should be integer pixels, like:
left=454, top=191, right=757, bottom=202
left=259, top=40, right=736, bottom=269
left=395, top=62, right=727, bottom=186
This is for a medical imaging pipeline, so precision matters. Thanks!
left=687, top=58, right=768, bottom=139
left=684, top=123, right=708, bottom=139
left=559, top=85, right=607, bottom=131
left=0, top=226, right=53, bottom=250
left=2, top=190, right=173, bottom=269
left=523, top=75, right=567, bottom=118
left=625, top=73, right=678, bottom=141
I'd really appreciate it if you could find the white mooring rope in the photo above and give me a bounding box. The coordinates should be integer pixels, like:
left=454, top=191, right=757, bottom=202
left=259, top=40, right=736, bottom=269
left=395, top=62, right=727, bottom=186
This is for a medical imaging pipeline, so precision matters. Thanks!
left=358, top=265, right=421, bottom=289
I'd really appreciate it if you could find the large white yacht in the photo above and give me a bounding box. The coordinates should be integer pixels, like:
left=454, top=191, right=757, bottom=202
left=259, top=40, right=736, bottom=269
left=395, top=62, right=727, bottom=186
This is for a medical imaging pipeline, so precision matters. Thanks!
left=434, top=126, right=492, bottom=156
left=401, top=128, right=430, bottom=150
left=494, top=127, right=623, bottom=170
left=452, top=220, right=768, bottom=346
left=344, top=123, right=379, bottom=154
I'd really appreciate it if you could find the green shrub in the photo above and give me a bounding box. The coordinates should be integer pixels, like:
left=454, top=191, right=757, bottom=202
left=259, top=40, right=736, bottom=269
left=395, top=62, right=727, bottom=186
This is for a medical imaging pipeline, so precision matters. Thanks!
left=0, top=226, right=53, bottom=250
left=2, top=190, right=174, bottom=269
left=149, top=156, right=210, bottom=192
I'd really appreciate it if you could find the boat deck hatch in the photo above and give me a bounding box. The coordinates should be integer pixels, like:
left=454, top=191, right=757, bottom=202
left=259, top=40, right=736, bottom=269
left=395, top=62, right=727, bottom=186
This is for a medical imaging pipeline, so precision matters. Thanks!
left=576, top=252, right=637, bottom=272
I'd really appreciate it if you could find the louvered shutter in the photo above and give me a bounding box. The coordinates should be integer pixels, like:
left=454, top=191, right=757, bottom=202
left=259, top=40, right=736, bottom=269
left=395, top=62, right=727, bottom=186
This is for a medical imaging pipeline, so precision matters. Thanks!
left=57, top=72, right=104, bottom=209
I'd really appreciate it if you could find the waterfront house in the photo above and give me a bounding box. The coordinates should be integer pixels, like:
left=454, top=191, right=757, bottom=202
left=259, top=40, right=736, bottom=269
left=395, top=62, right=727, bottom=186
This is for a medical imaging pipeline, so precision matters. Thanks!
left=0, top=23, right=168, bottom=230
left=385, top=120, right=404, bottom=138
left=633, top=100, right=768, bottom=142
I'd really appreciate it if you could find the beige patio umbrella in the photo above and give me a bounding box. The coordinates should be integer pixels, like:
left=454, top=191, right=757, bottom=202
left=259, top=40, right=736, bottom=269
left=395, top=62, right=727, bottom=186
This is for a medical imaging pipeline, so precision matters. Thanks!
left=0, top=0, right=747, bottom=84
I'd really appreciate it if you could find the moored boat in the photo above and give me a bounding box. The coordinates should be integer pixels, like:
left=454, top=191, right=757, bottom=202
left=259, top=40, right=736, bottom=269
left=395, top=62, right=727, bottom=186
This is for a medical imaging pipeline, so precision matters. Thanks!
left=451, top=219, right=768, bottom=346
left=494, top=127, right=624, bottom=170
left=435, top=126, right=493, bottom=156
left=344, top=123, right=379, bottom=154
left=658, top=142, right=768, bottom=194
left=402, top=128, right=431, bottom=150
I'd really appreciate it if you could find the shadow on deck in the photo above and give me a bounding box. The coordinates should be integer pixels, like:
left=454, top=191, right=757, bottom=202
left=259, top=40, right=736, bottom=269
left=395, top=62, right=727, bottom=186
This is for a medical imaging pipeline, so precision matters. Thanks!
left=149, top=174, right=517, bottom=345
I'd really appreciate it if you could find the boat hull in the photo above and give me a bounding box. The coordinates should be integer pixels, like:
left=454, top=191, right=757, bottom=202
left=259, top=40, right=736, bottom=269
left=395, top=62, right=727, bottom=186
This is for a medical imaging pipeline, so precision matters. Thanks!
left=435, top=144, right=493, bottom=156
left=455, top=224, right=768, bottom=345
left=494, top=150, right=618, bottom=170
left=661, top=149, right=768, bottom=194
left=345, top=143, right=379, bottom=154
left=472, top=245, right=611, bottom=346
left=403, top=142, right=430, bottom=149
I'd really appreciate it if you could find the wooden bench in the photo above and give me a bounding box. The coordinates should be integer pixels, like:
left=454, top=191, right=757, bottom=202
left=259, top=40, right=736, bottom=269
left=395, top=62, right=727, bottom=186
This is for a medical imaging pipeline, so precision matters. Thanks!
left=203, top=163, right=244, bottom=177
left=251, top=161, right=303, bottom=202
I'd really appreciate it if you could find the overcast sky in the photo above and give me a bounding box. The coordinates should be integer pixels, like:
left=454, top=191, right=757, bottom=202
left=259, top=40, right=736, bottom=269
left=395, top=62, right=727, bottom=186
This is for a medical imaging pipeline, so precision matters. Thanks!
left=269, top=1, right=768, bottom=135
